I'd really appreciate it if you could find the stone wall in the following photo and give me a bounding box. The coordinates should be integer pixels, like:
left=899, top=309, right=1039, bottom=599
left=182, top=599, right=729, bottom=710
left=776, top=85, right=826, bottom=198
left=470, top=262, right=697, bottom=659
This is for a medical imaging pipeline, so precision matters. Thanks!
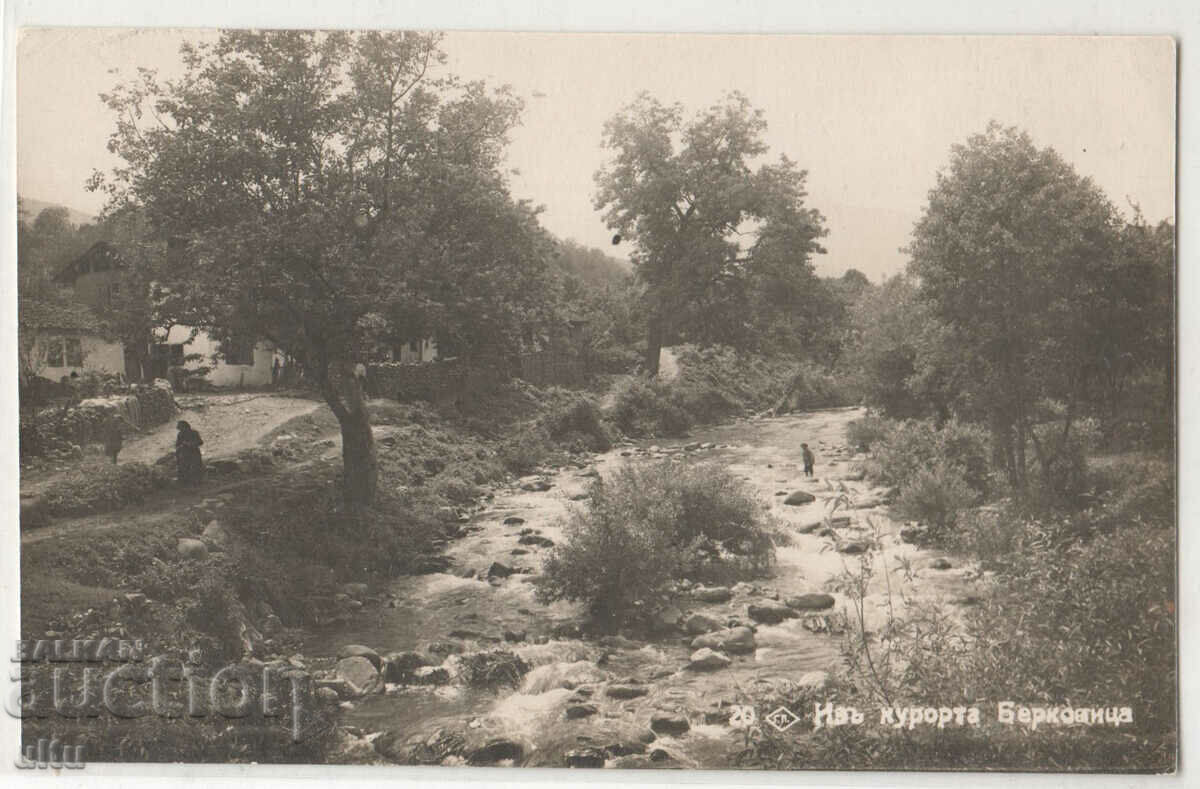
left=368, top=359, right=509, bottom=405
left=23, top=379, right=179, bottom=457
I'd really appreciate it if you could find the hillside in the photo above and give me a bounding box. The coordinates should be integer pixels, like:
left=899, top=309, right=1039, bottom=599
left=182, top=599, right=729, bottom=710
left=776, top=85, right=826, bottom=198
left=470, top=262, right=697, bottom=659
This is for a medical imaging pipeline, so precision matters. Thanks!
left=17, top=196, right=97, bottom=227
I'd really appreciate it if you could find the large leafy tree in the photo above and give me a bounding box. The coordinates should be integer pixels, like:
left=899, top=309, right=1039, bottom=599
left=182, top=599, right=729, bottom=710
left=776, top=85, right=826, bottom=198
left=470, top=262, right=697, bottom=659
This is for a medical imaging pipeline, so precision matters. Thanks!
left=908, top=123, right=1167, bottom=489
left=593, top=92, right=828, bottom=375
left=95, top=30, right=553, bottom=509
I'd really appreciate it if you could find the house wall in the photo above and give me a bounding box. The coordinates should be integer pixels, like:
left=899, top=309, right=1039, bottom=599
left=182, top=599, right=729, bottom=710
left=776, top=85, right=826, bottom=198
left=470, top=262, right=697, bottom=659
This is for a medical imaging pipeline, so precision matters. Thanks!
left=395, top=337, right=439, bottom=363
left=162, top=325, right=275, bottom=387
left=70, top=269, right=123, bottom=313
left=34, top=331, right=126, bottom=380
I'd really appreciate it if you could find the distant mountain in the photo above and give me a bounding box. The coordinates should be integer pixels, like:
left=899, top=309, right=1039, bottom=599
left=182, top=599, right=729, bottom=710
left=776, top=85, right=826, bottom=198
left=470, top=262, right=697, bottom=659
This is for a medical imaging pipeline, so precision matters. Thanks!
left=17, top=196, right=97, bottom=228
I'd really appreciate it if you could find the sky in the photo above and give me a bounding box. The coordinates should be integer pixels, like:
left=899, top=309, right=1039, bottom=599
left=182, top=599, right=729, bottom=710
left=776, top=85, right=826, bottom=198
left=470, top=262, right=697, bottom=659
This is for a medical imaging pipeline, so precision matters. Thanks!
left=16, top=29, right=1176, bottom=281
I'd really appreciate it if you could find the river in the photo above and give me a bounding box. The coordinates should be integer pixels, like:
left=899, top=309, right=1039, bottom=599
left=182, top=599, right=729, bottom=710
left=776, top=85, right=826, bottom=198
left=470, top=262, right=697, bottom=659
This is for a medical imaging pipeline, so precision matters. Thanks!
left=302, top=406, right=982, bottom=768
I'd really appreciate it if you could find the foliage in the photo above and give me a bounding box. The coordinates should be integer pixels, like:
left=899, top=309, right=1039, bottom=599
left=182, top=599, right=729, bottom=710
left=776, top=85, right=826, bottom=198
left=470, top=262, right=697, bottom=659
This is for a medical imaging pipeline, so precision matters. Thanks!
left=609, top=376, right=694, bottom=438
left=94, top=31, right=556, bottom=507
left=844, top=415, right=891, bottom=452
left=593, top=91, right=828, bottom=373
left=38, top=462, right=171, bottom=517
left=861, top=417, right=992, bottom=498
left=538, top=395, right=615, bottom=452
left=907, top=123, right=1171, bottom=491
left=535, top=462, right=776, bottom=630
left=892, top=463, right=976, bottom=536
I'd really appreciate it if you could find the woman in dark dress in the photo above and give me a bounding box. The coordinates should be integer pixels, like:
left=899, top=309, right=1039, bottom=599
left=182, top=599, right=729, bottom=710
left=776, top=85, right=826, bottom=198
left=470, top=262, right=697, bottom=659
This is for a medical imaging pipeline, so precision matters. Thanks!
left=176, top=420, right=204, bottom=485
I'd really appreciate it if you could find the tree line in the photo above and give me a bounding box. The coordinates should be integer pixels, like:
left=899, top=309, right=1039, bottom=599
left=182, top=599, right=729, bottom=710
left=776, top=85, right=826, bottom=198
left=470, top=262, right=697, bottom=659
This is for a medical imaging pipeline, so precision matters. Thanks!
left=24, top=30, right=1172, bottom=512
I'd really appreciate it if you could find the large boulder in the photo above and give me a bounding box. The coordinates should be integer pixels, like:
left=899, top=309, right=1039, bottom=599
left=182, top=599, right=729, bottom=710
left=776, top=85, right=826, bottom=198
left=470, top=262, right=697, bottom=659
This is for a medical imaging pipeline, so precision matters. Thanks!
left=691, top=585, right=732, bottom=603
left=517, top=534, right=554, bottom=548
left=687, top=648, right=731, bottom=671
left=784, top=491, right=816, bottom=506
left=690, top=626, right=756, bottom=655
left=565, top=703, right=598, bottom=720
left=337, top=644, right=382, bottom=671
left=785, top=593, right=836, bottom=612
left=747, top=599, right=797, bottom=624
left=487, top=562, right=515, bottom=579
left=336, top=655, right=382, bottom=695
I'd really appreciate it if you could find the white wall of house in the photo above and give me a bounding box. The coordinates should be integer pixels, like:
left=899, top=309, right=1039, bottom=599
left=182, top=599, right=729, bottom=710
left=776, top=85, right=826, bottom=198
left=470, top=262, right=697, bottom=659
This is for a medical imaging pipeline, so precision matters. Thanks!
left=162, top=325, right=275, bottom=387
left=395, top=337, right=439, bottom=363
left=34, top=332, right=126, bottom=380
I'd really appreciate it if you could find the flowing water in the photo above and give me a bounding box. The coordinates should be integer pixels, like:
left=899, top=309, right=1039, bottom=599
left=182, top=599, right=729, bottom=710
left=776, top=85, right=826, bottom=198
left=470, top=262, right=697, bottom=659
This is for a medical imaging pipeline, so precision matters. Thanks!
left=302, top=406, right=983, bottom=767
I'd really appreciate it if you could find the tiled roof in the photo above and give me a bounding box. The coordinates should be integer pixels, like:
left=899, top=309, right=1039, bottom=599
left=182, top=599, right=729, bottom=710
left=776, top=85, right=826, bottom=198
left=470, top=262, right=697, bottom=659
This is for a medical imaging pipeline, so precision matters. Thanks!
left=19, top=299, right=106, bottom=332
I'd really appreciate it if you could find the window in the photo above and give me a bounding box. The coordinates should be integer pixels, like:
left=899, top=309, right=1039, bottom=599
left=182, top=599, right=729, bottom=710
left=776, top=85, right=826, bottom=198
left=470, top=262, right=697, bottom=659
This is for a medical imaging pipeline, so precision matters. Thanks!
left=221, top=337, right=255, bottom=366
left=45, top=338, right=63, bottom=367
left=65, top=337, right=83, bottom=367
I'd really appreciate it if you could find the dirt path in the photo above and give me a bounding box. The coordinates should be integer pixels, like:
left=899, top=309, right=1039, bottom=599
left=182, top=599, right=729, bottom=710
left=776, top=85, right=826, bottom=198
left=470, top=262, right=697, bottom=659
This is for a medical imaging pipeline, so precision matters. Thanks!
left=19, top=394, right=323, bottom=500
left=119, top=393, right=322, bottom=465
left=306, top=406, right=986, bottom=767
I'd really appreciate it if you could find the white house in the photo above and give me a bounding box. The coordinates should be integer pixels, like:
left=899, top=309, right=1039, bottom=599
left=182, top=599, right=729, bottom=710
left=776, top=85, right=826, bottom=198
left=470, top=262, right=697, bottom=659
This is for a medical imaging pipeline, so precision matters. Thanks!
left=53, top=241, right=277, bottom=388
left=18, top=299, right=126, bottom=382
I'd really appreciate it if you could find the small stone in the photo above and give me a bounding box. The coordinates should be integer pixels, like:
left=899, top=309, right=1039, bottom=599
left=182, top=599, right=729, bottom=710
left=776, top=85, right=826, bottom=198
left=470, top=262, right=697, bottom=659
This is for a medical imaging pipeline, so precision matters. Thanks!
left=649, top=713, right=690, bottom=736
left=691, top=585, right=732, bottom=603
left=518, top=534, right=555, bottom=548
left=176, top=538, right=208, bottom=560
left=687, top=648, right=731, bottom=671
left=503, top=629, right=527, bottom=643
left=682, top=613, right=723, bottom=635
left=785, top=593, right=836, bottom=611
left=690, top=626, right=756, bottom=655
left=565, top=703, right=598, bottom=720
left=783, top=491, right=816, bottom=506
left=563, top=746, right=607, bottom=768
left=747, top=599, right=797, bottom=624
left=503, top=516, right=526, bottom=525
left=930, top=557, right=952, bottom=570
left=487, top=562, right=515, bottom=579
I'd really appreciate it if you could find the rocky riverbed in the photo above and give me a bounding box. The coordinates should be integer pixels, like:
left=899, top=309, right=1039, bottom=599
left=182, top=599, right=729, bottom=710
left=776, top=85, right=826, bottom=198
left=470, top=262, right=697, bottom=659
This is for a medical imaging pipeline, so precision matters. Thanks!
left=300, top=406, right=990, bottom=767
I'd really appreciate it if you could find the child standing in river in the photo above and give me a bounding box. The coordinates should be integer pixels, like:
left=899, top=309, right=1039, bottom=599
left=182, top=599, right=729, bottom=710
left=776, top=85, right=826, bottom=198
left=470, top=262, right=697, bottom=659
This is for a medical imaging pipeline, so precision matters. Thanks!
left=801, top=442, right=815, bottom=477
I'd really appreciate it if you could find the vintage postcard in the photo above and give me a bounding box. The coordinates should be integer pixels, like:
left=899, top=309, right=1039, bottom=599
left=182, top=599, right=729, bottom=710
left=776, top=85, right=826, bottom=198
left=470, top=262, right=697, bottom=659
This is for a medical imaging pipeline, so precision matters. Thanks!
left=11, top=27, right=1177, bottom=777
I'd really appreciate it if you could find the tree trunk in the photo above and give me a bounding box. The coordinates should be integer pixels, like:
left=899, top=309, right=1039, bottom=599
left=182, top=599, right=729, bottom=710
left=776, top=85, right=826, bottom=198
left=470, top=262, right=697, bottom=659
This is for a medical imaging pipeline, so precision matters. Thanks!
left=339, top=405, right=377, bottom=511
left=318, top=359, right=378, bottom=511
left=644, top=311, right=663, bottom=378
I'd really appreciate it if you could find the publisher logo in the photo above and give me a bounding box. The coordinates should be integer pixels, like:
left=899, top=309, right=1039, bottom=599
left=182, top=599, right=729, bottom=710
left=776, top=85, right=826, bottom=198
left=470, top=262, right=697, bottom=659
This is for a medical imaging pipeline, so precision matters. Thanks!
left=765, top=705, right=801, bottom=732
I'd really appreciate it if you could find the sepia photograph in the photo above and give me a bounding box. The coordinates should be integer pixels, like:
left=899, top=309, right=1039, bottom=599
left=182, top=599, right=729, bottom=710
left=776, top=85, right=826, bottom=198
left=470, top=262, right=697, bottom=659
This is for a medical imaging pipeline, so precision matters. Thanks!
left=10, top=22, right=1177, bottom=776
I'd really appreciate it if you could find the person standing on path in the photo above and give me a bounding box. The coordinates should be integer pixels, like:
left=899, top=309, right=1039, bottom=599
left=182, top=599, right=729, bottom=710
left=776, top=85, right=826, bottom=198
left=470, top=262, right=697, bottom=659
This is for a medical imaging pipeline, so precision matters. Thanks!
left=175, top=420, right=205, bottom=485
left=802, top=442, right=815, bottom=478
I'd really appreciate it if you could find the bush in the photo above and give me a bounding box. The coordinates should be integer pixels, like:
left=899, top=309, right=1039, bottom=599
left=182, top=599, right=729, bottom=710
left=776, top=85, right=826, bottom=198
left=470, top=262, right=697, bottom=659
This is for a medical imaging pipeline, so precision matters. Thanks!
left=535, top=462, right=776, bottom=630
left=610, top=377, right=692, bottom=438
left=845, top=415, right=891, bottom=452
left=39, top=462, right=172, bottom=518
left=540, top=396, right=614, bottom=452
left=863, top=418, right=991, bottom=497
left=892, top=462, right=976, bottom=536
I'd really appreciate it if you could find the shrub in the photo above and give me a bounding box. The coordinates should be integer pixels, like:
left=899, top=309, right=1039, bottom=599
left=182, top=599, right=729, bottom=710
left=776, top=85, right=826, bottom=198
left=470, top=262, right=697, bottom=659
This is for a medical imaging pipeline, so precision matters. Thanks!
left=863, top=418, right=991, bottom=497
left=892, top=462, right=976, bottom=536
left=496, top=429, right=552, bottom=475
left=39, top=462, right=172, bottom=518
left=610, top=377, right=692, bottom=438
left=845, top=415, right=891, bottom=452
left=540, top=396, right=614, bottom=452
left=535, top=462, right=776, bottom=630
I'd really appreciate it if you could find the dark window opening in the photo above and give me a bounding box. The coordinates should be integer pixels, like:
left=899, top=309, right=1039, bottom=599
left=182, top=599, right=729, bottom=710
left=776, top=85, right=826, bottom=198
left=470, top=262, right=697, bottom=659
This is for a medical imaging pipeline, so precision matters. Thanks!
left=45, top=338, right=64, bottom=367
left=65, top=337, right=83, bottom=367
